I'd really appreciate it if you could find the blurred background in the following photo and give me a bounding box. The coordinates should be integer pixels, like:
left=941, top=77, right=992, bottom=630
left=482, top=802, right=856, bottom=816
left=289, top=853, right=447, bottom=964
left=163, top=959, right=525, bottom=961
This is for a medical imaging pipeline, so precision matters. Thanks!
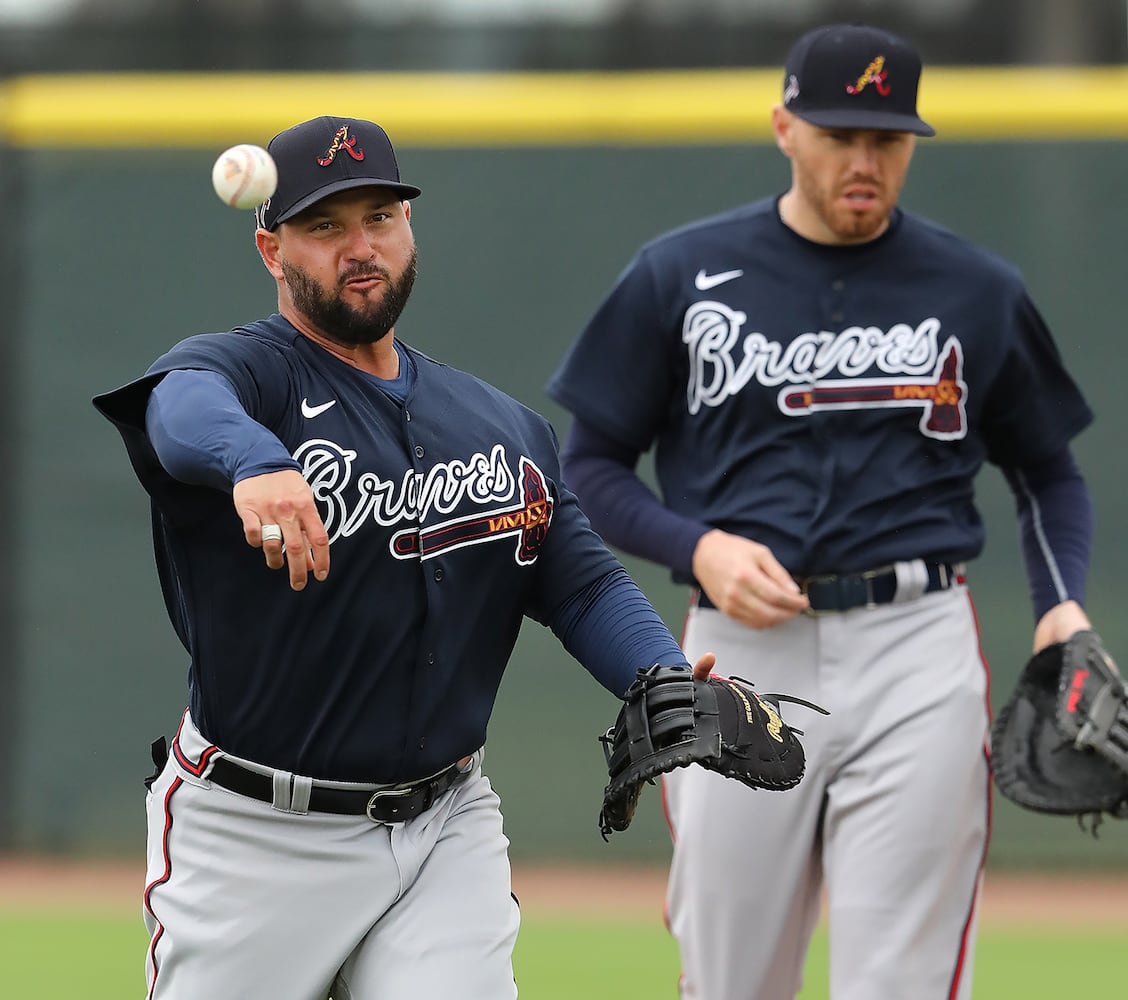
left=1, top=0, right=1127, bottom=873
left=0, top=0, right=1125, bottom=70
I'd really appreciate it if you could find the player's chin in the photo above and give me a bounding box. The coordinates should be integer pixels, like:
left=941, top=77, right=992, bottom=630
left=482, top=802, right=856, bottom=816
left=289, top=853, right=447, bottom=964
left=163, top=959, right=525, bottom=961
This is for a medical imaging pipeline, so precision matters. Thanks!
left=833, top=204, right=890, bottom=242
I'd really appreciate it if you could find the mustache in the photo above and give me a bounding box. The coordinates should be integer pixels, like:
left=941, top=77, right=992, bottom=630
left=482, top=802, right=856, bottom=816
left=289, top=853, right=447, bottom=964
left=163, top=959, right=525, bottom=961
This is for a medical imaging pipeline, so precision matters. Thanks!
left=338, top=263, right=391, bottom=286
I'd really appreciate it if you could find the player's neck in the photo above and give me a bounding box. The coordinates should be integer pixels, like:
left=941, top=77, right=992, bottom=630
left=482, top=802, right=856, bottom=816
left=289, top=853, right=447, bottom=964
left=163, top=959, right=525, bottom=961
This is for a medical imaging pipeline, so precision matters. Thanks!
left=288, top=313, right=400, bottom=378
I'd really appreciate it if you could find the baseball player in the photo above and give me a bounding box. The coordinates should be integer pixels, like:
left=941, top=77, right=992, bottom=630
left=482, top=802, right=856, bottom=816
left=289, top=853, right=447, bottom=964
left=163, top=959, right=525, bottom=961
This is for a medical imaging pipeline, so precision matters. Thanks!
left=93, top=115, right=716, bottom=1000
left=547, top=23, right=1100, bottom=1000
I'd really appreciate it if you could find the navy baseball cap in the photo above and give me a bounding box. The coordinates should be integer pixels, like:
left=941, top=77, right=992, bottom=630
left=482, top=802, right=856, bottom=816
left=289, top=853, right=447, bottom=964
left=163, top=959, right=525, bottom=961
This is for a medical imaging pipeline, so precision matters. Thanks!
left=256, top=116, right=422, bottom=231
left=781, top=24, right=935, bottom=137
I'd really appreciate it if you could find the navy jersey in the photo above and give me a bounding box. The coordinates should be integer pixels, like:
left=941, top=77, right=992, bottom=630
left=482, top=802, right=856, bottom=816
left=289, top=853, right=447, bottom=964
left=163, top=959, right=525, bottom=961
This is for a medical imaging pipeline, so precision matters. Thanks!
left=95, top=314, right=624, bottom=781
left=548, top=197, right=1093, bottom=580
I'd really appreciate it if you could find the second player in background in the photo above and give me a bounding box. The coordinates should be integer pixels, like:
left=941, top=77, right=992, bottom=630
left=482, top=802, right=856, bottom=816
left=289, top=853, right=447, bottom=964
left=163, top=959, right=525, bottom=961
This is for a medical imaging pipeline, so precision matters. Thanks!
left=548, top=22, right=1101, bottom=1000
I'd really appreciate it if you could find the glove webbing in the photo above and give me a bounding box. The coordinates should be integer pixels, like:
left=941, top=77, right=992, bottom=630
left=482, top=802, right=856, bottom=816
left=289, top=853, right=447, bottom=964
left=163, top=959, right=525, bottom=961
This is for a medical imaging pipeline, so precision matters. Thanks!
left=1057, top=633, right=1128, bottom=775
left=729, top=676, right=831, bottom=734
left=1069, top=691, right=1128, bottom=774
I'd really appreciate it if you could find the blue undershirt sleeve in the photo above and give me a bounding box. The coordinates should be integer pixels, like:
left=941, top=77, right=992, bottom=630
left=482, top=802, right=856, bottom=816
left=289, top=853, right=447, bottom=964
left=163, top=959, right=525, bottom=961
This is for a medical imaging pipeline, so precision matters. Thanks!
left=549, top=566, right=690, bottom=697
left=1002, top=446, right=1093, bottom=622
left=145, top=369, right=301, bottom=491
left=560, top=417, right=710, bottom=578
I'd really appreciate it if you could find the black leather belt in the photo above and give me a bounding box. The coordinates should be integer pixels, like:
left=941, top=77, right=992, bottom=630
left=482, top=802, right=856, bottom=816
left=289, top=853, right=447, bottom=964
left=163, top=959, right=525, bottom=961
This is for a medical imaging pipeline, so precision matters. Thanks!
left=207, top=756, right=468, bottom=823
left=696, top=561, right=963, bottom=615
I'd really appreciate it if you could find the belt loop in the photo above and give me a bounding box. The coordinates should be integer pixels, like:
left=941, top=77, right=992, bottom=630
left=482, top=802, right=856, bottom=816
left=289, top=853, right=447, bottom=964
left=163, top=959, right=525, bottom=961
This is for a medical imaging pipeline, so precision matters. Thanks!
left=271, top=770, right=294, bottom=811
left=892, top=559, right=929, bottom=602
left=144, top=736, right=169, bottom=791
left=862, top=571, right=877, bottom=610
left=289, top=775, right=312, bottom=814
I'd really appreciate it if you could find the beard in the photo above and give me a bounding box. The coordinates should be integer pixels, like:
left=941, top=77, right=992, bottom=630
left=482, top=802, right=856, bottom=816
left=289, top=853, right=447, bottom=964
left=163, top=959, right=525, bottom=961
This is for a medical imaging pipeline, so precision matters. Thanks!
left=797, top=169, right=891, bottom=244
left=817, top=188, right=888, bottom=242
left=282, top=246, right=418, bottom=347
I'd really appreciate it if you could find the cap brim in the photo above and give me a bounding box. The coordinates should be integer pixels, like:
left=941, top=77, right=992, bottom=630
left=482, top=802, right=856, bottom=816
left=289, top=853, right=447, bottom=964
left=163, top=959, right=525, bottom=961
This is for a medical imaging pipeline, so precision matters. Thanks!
left=271, top=176, right=423, bottom=228
left=794, top=108, right=936, bottom=137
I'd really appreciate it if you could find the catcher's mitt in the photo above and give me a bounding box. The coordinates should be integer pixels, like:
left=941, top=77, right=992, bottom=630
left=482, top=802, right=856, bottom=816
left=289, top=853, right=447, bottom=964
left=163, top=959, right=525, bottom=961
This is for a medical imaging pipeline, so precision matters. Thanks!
left=597, top=664, right=827, bottom=839
left=990, top=630, right=1128, bottom=829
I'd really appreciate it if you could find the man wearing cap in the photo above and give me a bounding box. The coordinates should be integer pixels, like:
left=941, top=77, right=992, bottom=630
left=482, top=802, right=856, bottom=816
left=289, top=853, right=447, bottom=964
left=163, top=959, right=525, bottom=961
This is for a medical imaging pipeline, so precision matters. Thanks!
left=548, top=23, right=1098, bottom=999
left=93, top=115, right=721, bottom=999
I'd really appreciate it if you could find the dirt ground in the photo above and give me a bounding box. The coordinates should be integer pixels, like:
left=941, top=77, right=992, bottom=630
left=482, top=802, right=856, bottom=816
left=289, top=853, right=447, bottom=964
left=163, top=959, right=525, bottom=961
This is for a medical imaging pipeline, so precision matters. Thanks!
left=1, top=855, right=1126, bottom=926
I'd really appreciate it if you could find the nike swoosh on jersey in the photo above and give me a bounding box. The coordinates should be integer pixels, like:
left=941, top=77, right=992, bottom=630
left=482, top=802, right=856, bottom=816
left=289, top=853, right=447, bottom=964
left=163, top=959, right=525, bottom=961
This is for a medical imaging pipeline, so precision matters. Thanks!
left=694, top=268, right=744, bottom=290
left=301, top=398, right=338, bottom=418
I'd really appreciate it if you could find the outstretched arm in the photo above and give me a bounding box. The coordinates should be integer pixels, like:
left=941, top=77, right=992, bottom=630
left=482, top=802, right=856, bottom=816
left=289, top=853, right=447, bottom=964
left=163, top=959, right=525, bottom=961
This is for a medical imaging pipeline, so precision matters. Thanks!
left=145, top=369, right=330, bottom=590
left=548, top=565, right=713, bottom=695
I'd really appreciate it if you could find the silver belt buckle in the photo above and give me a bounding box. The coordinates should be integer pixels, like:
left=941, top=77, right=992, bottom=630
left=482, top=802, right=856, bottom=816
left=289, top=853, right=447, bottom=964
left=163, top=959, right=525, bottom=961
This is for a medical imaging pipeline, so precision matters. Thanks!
left=859, top=566, right=884, bottom=610
left=798, top=575, right=833, bottom=617
left=799, top=566, right=888, bottom=616
left=365, top=785, right=414, bottom=823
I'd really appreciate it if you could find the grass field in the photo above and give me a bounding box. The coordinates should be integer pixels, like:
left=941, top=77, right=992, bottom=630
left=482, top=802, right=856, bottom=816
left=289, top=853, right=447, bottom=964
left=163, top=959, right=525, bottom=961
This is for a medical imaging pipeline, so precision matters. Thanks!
left=2, top=908, right=1127, bottom=998
left=513, top=920, right=1128, bottom=999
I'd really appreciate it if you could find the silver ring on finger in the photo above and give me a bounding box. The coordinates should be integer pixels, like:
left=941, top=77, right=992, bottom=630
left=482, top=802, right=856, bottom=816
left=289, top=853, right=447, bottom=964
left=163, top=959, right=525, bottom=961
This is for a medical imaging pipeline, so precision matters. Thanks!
left=261, top=523, right=283, bottom=544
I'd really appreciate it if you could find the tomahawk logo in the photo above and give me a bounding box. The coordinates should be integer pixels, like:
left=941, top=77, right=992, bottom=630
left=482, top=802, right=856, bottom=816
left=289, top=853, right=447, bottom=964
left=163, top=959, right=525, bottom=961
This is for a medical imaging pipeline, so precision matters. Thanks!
left=390, top=457, right=553, bottom=564
left=779, top=338, right=968, bottom=440
left=682, top=305, right=968, bottom=440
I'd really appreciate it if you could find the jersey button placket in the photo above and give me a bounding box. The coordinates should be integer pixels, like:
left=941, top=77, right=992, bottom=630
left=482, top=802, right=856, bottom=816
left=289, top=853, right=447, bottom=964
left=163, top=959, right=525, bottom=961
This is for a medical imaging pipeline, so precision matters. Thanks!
left=829, top=278, right=846, bottom=324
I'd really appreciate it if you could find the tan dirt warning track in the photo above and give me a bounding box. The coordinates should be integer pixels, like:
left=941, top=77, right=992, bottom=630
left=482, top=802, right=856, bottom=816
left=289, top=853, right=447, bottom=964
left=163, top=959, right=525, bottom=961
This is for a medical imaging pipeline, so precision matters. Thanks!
left=1, top=856, right=1126, bottom=926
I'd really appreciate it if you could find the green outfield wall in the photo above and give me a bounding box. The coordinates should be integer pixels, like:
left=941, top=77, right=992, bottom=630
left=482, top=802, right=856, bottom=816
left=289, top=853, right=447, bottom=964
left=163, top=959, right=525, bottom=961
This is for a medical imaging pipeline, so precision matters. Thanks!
left=5, top=72, right=1128, bottom=866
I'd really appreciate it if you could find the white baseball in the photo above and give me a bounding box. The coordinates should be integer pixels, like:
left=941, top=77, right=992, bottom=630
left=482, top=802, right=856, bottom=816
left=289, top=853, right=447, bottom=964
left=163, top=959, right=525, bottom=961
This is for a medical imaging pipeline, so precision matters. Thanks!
left=211, top=144, right=278, bottom=210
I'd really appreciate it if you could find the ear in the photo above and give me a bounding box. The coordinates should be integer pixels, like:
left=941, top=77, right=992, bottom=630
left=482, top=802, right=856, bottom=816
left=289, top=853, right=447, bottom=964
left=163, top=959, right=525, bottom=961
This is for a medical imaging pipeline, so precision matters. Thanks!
left=256, top=228, right=285, bottom=280
left=771, top=105, right=794, bottom=157
left=402, top=200, right=412, bottom=222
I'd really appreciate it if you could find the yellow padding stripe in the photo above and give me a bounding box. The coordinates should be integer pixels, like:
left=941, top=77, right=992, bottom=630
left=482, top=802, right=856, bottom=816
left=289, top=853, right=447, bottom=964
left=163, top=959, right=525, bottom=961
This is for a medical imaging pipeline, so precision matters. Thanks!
left=4, top=67, right=1128, bottom=148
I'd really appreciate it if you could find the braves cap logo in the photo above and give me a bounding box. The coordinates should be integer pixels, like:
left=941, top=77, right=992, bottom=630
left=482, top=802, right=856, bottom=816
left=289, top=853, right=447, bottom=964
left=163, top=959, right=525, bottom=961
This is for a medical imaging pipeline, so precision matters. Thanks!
left=317, top=125, right=365, bottom=166
left=846, top=55, right=891, bottom=96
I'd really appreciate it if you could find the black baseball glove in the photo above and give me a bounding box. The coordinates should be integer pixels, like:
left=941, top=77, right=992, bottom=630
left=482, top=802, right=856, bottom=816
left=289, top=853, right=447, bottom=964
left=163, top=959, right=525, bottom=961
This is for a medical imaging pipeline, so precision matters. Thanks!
left=597, top=664, right=827, bottom=839
left=990, top=630, right=1128, bottom=829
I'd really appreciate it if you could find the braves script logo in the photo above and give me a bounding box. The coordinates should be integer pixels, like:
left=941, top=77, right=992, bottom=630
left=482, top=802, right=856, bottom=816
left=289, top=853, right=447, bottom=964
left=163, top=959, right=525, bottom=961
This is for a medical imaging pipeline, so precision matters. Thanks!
left=290, top=440, right=553, bottom=564
left=682, top=303, right=967, bottom=440
left=317, top=125, right=365, bottom=166
left=846, top=55, right=891, bottom=96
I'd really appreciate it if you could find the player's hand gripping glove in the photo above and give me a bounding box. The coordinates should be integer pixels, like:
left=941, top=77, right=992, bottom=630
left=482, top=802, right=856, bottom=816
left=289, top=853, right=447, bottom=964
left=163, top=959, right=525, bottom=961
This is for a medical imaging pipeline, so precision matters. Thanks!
left=991, top=630, right=1128, bottom=829
left=597, top=664, right=828, bottom=839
